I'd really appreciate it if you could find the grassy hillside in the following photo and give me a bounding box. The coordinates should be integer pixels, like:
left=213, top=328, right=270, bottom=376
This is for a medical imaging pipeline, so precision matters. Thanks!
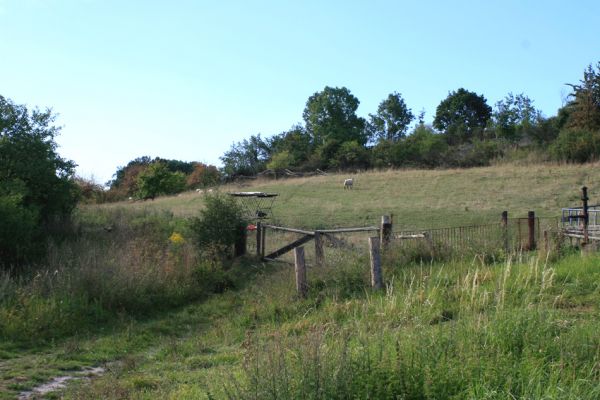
left=91, top=162, right=599, bottom=229
left=2, top=162, right=600, bottom=399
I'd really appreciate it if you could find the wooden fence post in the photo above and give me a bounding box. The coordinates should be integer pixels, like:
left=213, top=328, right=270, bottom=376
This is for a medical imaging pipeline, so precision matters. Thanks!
left=369, top=237, right=383, bottom=290
left=256, top=222, right=262, bottom=257
left=527, top=211, right=536, bottom=250
left=314, top=231, right=324, bottom=267
left=380, top=215, right=392, bottom=250
left=501, top=211, right=509, bottom=253
left=261, top=224, right=266, bottom=258
left=234, top=225, right=247, bottom=257
left=294, top=246, right=308, bottom=298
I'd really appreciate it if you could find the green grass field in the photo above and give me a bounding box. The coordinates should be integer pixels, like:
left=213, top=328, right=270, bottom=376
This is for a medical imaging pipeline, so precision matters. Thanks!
left=91, top=162, right=599, bottom=229
left=2, top=162, right=600, bottom=399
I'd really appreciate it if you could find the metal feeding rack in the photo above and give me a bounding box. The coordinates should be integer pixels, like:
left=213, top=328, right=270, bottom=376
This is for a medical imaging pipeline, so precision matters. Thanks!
left=229, top=192, right=278, bottom=222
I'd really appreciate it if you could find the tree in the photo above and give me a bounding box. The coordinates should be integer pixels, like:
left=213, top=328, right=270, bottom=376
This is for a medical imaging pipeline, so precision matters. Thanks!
left=186, top=163, right=221, bottom=188
left=268, top=124, right=313, bottom=168
left=136, top=162, right=186, bottom=199
left=368, top=92, right=414, bottom=143
left=266, top=150, right=295, bottom=170
left=492, top=93, right=541, bottom=143
left=220, top=134, right=270, bottom=177
left=433, top=88, right=492, bottom=144
left=302, top=86, right=367, bottom=146
left=0, top=95, right=78, bottom=266
left=564, top=62, right=600, bottom=131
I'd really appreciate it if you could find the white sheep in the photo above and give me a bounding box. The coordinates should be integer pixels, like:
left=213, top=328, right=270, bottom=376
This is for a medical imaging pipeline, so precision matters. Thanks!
left=196, top=189, right=204, bottom=194
left=343, top=178, right=353, bottom=189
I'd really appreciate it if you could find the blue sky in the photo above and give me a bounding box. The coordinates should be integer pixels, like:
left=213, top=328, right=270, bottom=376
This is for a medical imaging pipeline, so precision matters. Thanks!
left=1, top=0, right=598, bottom=184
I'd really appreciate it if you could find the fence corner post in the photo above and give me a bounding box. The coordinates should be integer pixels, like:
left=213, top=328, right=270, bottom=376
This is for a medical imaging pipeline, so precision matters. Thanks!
left=380, top=215, right=392, bottom=250
left=294, top=246, right=307, bottom=298
left=527, top=211, right=536, bottom=250
left=369, top=237, right=383, bottom=290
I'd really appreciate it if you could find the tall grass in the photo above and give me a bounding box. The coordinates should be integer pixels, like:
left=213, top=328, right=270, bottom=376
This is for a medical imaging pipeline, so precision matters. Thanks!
left=218, top=252, right=600, bottom=399
left=0, top=208, right=233, bottom=344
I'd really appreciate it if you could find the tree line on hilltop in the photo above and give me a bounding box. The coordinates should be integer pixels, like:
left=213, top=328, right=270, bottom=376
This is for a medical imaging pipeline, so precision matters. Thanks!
left=97, top=61, right=600, bottom=202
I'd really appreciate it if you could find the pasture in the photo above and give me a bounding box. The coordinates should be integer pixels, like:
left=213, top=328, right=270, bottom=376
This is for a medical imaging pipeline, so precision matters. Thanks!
left=90, top=162, right=599, bottom=229
left=2, top=162, right=600, bottom=399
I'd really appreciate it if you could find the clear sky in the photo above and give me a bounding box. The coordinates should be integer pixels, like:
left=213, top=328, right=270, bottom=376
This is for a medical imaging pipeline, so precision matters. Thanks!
left=1, top=0, right=598, bottom=184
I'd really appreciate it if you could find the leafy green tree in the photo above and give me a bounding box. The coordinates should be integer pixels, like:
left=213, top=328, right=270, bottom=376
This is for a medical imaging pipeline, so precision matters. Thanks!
left=109, top=156, right=153, bottom=189
left=268, top=125, right=312, bottom=168
left=220, top=134, right=270, bottom=177
left=0, top=95, right=78, bottom=266
left=267, top=150, right=295, bottom=170
left=492, top=93, right=541, bottom=143
left=433, top=88, right=492, bottom=144
left=303, top=86, right=367, bottom=146
left=368, top=92, right=414, bottom=143
left=564, top=62, right=600, bottom=131
left=404, top=124, right=448, bottom=167
left=331, top=141, right=369, bottom=169
left=136, top=162, right=186, bottom=199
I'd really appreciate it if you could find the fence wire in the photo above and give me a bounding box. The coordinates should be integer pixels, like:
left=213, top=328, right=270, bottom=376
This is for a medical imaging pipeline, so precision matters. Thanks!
left=248, top=216, right=562, bottom=266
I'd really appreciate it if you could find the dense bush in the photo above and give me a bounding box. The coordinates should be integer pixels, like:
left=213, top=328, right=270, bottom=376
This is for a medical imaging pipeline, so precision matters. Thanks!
left=0, top=95, right=78, bottom=267
left=136, top=162, right=187, bottom=199
left=551, top=128, right=600, bottom=162
left=190, top=193, right=247, bottom=258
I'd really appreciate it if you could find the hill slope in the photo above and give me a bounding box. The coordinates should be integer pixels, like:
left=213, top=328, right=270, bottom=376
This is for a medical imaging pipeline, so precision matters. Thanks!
left=95, top=162, right=599, bottom=229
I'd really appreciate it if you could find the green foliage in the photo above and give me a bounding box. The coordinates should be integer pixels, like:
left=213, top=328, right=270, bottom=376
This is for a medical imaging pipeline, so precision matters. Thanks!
left=0, top=193, right=39, bottom=264
left=190, top=193, right=247, bottom=255
left=186, top=162, right=221, bottom=188
left=330, top=140, right=369, bottom=169
left=268, top=125, right=313, bottom=168
left=303, top=86, right=367, bottom=146
left=403, top=124, right=448, bottom=167
left=433, top=88, right=492, bottom=144
left=368, top=91, right=414, bottom=143
left=135, top=162, right=186, bottom=199
left=0, top=95, right=78, bottom=267
left=266, top=150, right=295, bottom=170
left=551, top=128, right=600, bottom=162
left=220, top=134, right=270, bottom=177
left=492, top=92, right=541, bottom=143
left=564, top=62, right=600, bottom=131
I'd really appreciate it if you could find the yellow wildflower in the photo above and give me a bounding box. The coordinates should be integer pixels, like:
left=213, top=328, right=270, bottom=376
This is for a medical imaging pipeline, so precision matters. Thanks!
left=169, top=232, right=185, bottom=245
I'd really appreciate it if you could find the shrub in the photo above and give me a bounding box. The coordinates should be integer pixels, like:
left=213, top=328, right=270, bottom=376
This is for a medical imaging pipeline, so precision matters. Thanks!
left=136, top=162, right=186, bottom=199
left=190, top=193, right=247, bottom=258
left=551, top=128, right=600, bottom=162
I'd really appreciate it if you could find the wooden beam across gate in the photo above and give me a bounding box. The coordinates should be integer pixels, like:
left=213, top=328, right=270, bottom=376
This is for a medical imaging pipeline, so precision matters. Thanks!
left=264, top=233, right=315, bottom=260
